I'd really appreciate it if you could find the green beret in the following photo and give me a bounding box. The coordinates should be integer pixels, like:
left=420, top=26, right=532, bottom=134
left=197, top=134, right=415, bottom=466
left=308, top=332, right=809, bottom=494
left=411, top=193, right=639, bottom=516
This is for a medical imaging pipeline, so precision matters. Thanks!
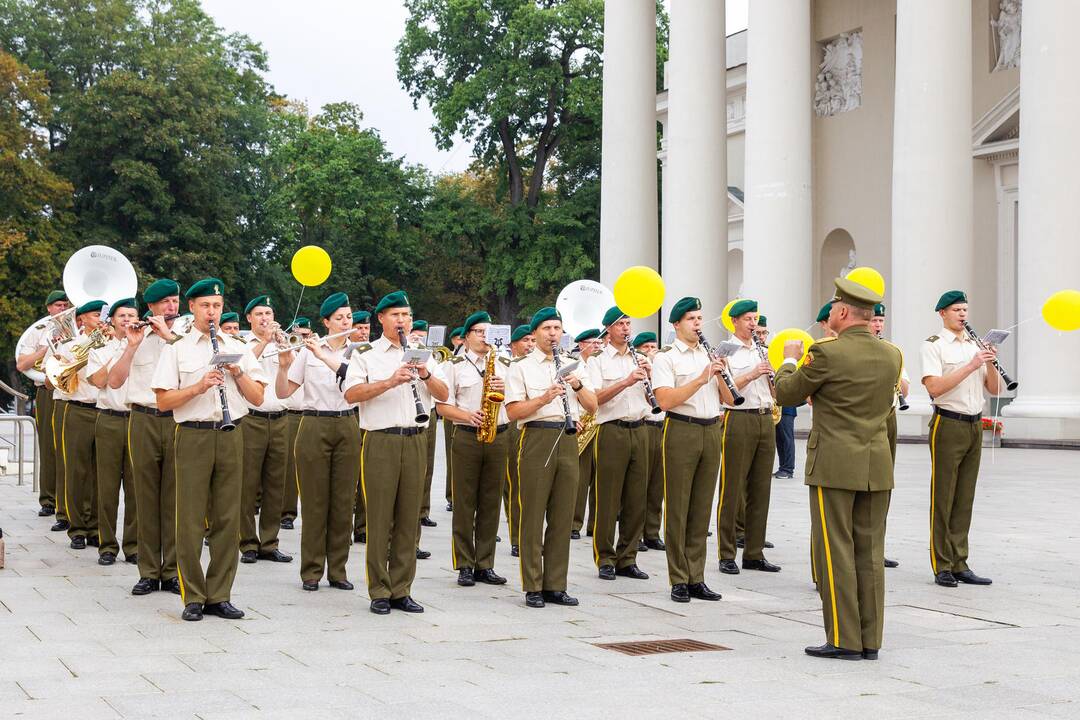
left=631, top=331, right=657, bottom=348
left=106, top=297, right=137, bottom=318
left=602, top=306, right=626, bottom=328
left=220, top=312, right=240, bottom=324
left=832, top=277, right=883, bottom=309
left=873, top=303, right=886, bottom=317
left=511, top=325, right=533, bottom=342
left=75, top=299, right=106, bottom=316
left=668, top=296, right=701, bottom=324
left=462, top=311, right=491, bottom=334
left=529, top=306, right=562, bottom=332
left=729, top=299, right=758, bottom=318
left=935, top=290, right=967, bottom=312
left=143, top=279, right=180, bottom=304
left=293, top=317, right=311, bottom=329
left=46, top=290, right=67, bottom=305
left=412, top=320, right=429, bottom=332
left=449, top=326, right=465, bottom=339
left=574, top=328, right=601, bottom=343
left=184, top=278, right=224, bottom=300
left=351, top=310, right=370, bottom=325
left=815, top=302, right=833, bottom=323
left=375, top=290, right=410, bottom=314
left=756, top=315, right=767, bottom=328
left=319, top=292, right=350, bottom=319
left=244, top=294, right=272, bottom=315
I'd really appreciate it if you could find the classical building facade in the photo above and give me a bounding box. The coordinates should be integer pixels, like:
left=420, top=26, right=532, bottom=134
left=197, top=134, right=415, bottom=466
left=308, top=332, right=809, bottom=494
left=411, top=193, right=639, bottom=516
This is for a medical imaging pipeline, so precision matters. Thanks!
left=598, top=0, right=1078, bottom=442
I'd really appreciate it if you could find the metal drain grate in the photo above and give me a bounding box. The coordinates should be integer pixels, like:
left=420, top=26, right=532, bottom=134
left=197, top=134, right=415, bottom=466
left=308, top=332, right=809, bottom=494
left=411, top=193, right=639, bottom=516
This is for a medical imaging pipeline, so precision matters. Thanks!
left=594, top=638, right=731, bottom=656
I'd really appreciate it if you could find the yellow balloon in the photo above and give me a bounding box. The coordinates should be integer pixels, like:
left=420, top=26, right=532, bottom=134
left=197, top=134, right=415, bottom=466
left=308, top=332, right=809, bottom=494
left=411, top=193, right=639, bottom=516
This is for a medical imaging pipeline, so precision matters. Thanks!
left=1042, top=289, right=1080, bottom=332
left=845, top=266, right=886, bottom=297
left=614, top=266, right=665, bottom=318
left=291, top=246, right=332, bottom=287
left=767, top=328, right=815, bottom=370
left=721, top=298, right=742, bottom=334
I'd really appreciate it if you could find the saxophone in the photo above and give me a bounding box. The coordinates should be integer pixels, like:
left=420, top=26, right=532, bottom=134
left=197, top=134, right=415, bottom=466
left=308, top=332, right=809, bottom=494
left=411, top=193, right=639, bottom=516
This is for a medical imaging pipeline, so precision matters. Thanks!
left=576, top=412, right=598, bottom=455
left=478, top=348, right=505, bottom=443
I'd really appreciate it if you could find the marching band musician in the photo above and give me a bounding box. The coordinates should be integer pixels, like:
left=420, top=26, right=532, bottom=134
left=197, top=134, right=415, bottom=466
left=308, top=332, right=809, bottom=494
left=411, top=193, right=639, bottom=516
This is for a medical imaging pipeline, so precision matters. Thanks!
left=153, top=278, right=268, bottom=621
left=572, top=327, right=602, bottom=540
left=436, top=311, right=510, bottom=587
left=411, top=319, right=439, bottom=549
left=219, top=312, right=241, bottom=337
left=587, top=307, right=652, bottom=581
left=281, top=316, right=312, bottom=531
left=350, top=310, right=371, bottom=343
left=632, top=331, right=667, bottom=552
left=276, top=292, right=359, bottom=592
left=109, top=279, right=184, bottom=596
left=86, top=298, right=139, bottom=566
left=871, top=303, right=907, bottom=569
left=504, top=307, right=597, bottom=609
left=239, top=295, right=293, bottom=565
left=716, top=300, right=781, bottom=576
left=651, top=297, right=732, bottom=604
left=442, top=325, right=466, bottom=513
left=504, top=324, right=536, bottom=558
left=343, top=291, right=448, bottom=615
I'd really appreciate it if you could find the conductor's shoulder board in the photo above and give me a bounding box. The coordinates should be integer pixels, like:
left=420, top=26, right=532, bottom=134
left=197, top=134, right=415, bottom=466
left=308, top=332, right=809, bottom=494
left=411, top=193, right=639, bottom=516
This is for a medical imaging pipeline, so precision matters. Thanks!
left=925, top=335, right=940, bottom=343
left=815, top=337, right=838, bottom=345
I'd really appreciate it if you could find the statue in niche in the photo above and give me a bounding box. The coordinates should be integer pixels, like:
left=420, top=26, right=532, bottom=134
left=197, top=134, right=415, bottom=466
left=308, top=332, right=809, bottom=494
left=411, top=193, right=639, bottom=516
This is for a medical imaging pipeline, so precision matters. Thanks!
left=839, top=249, right=857, bottom=279
left=992, top=0, right=1021, bottom=72
left=814, top=31, right=863, bottom=117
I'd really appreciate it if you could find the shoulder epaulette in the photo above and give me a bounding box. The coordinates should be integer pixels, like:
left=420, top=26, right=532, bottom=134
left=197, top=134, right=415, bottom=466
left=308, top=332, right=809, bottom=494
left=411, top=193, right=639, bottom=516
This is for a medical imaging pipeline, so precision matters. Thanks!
left=511, top=355, right=526, bottom=363
left=658, top=345, right=673, bottom=353
left=498, top=356, right=511, bottom=367
left=353, top=342, right=373, bottom=355
left=815, top=337, right=838, bottom=345
left=166, top=332, right=185, bottom=345
left=34, top=323, right=47, bottom=330
left=448, top=355, right=465, bottom=364
left=926, top=335, right=940, bottom=343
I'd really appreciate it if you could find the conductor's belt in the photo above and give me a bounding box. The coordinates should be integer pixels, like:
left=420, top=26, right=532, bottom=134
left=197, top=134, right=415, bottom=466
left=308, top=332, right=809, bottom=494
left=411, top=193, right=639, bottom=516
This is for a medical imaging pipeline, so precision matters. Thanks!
left=933, top=408, right=981, bottom=423
left=666, top=412, right=720, bottom=426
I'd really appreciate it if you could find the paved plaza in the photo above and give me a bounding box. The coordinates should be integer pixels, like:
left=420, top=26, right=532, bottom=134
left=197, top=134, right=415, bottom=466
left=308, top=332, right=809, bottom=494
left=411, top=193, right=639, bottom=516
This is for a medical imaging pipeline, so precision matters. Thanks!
left=1, top=437, right=1078, bottom=719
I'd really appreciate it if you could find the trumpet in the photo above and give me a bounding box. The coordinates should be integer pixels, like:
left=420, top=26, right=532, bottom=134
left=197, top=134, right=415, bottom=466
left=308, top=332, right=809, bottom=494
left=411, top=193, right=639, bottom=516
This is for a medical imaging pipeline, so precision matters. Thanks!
left=260, top=328, right=353, bottom=357
left=962, top=321, right=1018, bottom=391
left=44, top=324, right=114, bottom=394
left=696, top=331, right=745, bottom=406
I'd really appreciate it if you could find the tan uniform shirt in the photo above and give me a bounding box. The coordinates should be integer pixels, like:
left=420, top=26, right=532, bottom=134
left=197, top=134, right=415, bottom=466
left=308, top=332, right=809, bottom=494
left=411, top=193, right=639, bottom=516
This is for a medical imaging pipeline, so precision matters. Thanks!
left=724, top=335, right=773, bottom=410
left=587, top=344, right=651, bottom=423
left=19, top=318, right=50, bottom=386
left=87, top=339, right=129, bottom=412
left=920, top=328, right=988, bottom=415
left=125, top=322, right=187, bottom=409
left=651, top=337, right=722, bottom=419
left=247, top=336, right=288, bottom=412
left=151, top=327, right=267, bottom=423
left=344, top=336, right=444, bottom=431
left=505, top=348, right=593, bottom=424
left=441, top=348, right=510, bottom=426
left=285, top=344, right=353, bottom=412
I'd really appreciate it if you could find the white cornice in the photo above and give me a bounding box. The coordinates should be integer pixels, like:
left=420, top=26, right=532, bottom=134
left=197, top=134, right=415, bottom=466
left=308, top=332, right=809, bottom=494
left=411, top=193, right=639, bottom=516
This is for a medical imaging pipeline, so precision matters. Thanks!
left=972, top=85, right=1020, bottom=150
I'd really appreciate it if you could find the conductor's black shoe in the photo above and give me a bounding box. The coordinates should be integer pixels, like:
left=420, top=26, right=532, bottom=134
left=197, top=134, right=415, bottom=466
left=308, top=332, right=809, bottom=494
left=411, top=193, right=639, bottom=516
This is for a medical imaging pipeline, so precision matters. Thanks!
left=161, top=577, right=181, bottom=594
left=203, top=601, right=244, bottom=620
left=240, top=550, right=257, bottom=564
left=805, top=643, right=862, bottom=660
left=570, top=530, right=581, bottom=540
left=474, top=568, right=507, bottom=585
left=542, top=590, right=579, bottom=606
left=718, top=559, right=740, bottom=575
left=638, top=541, right=648, bottom=552
left=884, top=558, right=899, bottom=568
left=70, top=535, right=86, bottom=550
left=257, top=549, right=293, bottom=563
left=935, top=571, right=958, bottom=587
left=97, top=552, right=116, bottom=566
left=50, top=519, right=69, bottom=532
left=954, top=569, right=992, bottom=585
left=688, top=582, right=721, bottom=601
left=329, top=579, right=354, bottom=590
left=370, top=598, right=391, bottom=615
left=445, top=502, right=453, bottom=512
left=38, top=505, right=55, bottom=517
left=420, top=517, right=437, bottom=527
left=644, top=538, right=666, bottom=551
left=510, top=544, right=519, bottom=557
left=862, top=648, right=879, bottom=660
left=86, top=537, right=99, bottom=547
left=457, top=568, right=476, bottom=586
left=124, top=553, right=138, bottom=565
left=279, top=518, right=294, bottom=529
left=615, top=564, right=649, bottom=580
left=353, top=530, right=366, bottom=543
left=598, top=564, right=616, bottom=581
left=416, top=548, right=431, bottom=560
left=389, top=596, right=424, bottom=613
left=742, top=558, right=781, bottom=573
left=302, top=580, right=319, bottom=591
left=181, top=603, right=203, bottom=621
left=525, top=591, right=545, bottom=608
left=736, top=536, right=745, bottom=549
left=131, top=578, right=160, bottom=595
left=670, top=584, right=690, bottom=603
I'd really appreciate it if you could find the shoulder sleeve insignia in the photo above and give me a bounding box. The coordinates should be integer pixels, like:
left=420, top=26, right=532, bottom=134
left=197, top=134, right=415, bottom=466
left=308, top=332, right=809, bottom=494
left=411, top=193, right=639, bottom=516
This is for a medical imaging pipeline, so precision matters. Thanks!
left=925, top=335, right=939, bottom=343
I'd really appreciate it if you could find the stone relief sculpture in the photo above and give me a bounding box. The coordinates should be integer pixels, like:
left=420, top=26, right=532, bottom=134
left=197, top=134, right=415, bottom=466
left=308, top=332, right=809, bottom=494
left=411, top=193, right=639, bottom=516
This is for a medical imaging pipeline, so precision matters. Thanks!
left=840, top=249, right=857, bottom=279
left=813, top=31, right=863, bottom=117
left=992, top=0, right=1021, bottom=72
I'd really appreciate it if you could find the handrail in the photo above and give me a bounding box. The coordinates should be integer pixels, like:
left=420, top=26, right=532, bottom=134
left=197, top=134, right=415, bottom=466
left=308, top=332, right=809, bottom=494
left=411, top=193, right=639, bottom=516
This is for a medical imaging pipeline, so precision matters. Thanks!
left=0, top=415, right=38, bottom=489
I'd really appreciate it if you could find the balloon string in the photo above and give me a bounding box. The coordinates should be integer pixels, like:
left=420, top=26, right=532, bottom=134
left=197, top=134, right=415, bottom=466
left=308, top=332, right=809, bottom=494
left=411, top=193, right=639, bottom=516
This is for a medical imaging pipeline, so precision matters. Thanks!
left=289, top=286, right=305, bottom=331
left=1001, top=316, right=1036, bottom=332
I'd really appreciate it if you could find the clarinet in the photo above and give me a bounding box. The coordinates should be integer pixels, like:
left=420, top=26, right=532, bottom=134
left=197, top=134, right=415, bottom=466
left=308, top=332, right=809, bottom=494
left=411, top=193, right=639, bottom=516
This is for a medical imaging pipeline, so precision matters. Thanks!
left=397, top=328, right=430, bottom=424
left=750, top=333, right=776, bottom=389
left=696, top=330, right=745, bottom=406
left=207, top=320, right=236, bottom=431
left=632, top=349, right=663, bottom=415
left=550, top=348, right=578, bottom=435
left=962, top=321, right=1018, bottom=391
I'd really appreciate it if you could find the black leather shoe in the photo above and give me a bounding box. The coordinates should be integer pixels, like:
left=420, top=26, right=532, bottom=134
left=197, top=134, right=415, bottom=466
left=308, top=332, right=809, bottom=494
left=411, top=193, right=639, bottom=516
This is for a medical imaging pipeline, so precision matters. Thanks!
left=935, top=571, right=958, bottom=588
left=131, top=578, right=160, bottom=596
left=50, top=519, right=69, bottom=532
left=884, top=558, right=899, bottom=568
left=203, top=601, right=245, bottom=620
left=670, top=584, right=690, bottom=603
left=638, top=541, right=648, bottom=552
left=98, top=552, right=116, bottom=566
left=38, top=505, right=55, bottom=517
left=542, top=590, right=579, bottom=606
left=257, top=549, right=293, bottom=563
left=370, top=598, right=390, bottom=615
left=773, top=470, right=794, bottom=479
left=302, top=580, right=319, bottom=591
left=389, top=596, right=424, bottom=613
left=954, top=569, right=992, bottom=585
left=280, top=517, right=294, bottom=529
left=124, top=553, right=138, bottom=565
left=329, top=580, right=354, bottom=590
left=495, top=535, right=501, bottom=542
left=416, top=548, right=431, bottom=560
left=240, top=550, right=257, bottom=564
left=736, top=536, right=745, bottom=549
left=181, top=603, right=203, bottom=621
left=475, top=568, right=506, bottom=585
left=457, top=568, right=476, bottom=586
left=764, top=540, right=774, bottom=549
left=615, top=564, right=649, bottom=580
left=445, top=501, right=453, bottom=512
left=510, top=544, right=519, bottom=557
left=420, top=517, right=437, bottom=527
left=86, top=536, right=99, bottom=547
left=644, top=538, right=665, bottom=551
left=742, top=558, right=781, bottom=572
left=353, top=530, right=366, bottom=543
left=862, top=648, right=879, bottom=660
left=718, top=559, right=740, bottom=575
left=570, top=530, right=581, bottom=540
left=585, top=529, right=593, bottom=537
left=805, top=643, right=862, bottom=660
left=161, top=577, right=181, bottom=594
left=598, top=564, right=616, bottom=581
left=525, top=591, right=545, bottom=608
left=688, top=582, right=721, bottom=601
left=70, top=535, right=86, bottom=550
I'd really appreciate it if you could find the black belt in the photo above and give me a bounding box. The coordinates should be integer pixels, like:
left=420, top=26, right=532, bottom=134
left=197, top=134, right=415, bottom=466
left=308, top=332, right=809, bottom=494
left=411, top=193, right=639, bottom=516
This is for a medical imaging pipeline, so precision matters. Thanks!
left=98, top=408, right=130, bottom=418
left=68, top=400, right=98, bottom=410
left=179, top=418, right=243, bottom=431
left=372, top=426, right=424, bottom=437
left=302, top=409, right=356, bottom=418
left=667, top=411, right=719, bottom=426
left=644, top=419, right=664, bottom=428
left=524, top=421, right=576, bottom=433
left=249, top=410, right=287, bottom=420
left=726, top=406, right=774, bottom=416
left=286, top=409, right=304, bottom=416
left=603, top=418, right=646, bottom=429
left=132, top=404, right=173, bottom=418
left=934, top=408, right=981, bottom=423
left=457, top=423, right=510, bottom=435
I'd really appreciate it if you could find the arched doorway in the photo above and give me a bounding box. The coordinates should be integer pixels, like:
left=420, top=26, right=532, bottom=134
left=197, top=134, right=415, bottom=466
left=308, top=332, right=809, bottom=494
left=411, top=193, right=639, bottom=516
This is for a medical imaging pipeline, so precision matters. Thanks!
left=818, top=228, right=856, bottom=302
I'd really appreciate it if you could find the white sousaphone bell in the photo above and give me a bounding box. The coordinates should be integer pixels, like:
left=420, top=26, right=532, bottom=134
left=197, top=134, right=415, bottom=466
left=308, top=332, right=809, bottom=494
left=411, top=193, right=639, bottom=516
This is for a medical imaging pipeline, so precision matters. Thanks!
left=555, top=279, right=615, bottom=341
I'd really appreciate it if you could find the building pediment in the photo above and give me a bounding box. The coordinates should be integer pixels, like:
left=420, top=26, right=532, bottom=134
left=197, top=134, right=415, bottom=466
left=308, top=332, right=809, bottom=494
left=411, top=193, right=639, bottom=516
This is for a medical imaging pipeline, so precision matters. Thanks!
left=973, top=85, right=1019, bottom=158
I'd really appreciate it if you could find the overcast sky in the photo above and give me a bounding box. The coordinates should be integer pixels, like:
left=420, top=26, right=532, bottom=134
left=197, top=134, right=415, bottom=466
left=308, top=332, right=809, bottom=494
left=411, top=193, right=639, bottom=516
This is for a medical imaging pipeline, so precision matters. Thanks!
left=200, top=1, right=748, bottom=173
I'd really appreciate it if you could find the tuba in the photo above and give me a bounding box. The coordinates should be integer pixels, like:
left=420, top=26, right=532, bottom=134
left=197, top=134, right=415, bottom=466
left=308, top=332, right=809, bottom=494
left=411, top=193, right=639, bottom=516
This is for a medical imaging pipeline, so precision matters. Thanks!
left=477, top=348, right=505, bottom=443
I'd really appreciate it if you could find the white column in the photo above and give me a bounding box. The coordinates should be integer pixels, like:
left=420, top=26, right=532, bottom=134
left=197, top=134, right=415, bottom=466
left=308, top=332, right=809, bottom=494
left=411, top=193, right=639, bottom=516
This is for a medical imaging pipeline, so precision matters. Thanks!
left=662, top=0, right=726, bottom=326
left=891, top=0, right=973, bottom=417
left=742, top=0, right=812, bottom=333
left=1003, top=0, right=1080, bottom=435
left=599, top=0, right=658, bottom=311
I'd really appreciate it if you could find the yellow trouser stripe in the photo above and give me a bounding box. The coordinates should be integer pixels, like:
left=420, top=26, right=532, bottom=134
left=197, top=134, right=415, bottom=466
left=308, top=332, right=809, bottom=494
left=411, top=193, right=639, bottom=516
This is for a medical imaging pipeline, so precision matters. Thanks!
left=928, top=415, right=941, bottom=574
left=716, top=412, right=729, bottom=558
left=359, top=426, right=369, bottom=588
left=660, top=418, right=669, bottom=543
left=172, top=425, right=186, bottom=604
left=591, top=426, right=601, bottom=565
left=61, top=403, right=72, bottom=520
left=817, top=486, right=840, bottom=647
left=515, top=427, right=527, bottom=588
left=449, top=435, right=458, bottom=569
